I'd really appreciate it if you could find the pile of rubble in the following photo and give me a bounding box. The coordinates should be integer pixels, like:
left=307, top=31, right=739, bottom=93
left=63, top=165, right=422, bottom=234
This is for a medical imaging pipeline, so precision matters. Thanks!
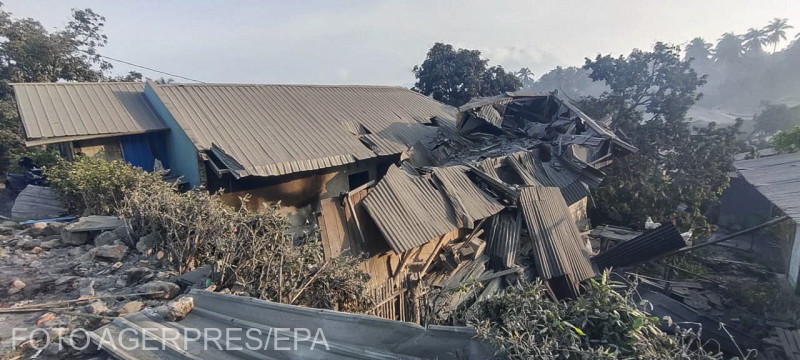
left=0, top=216, right=199, bottom=358
left=311, top=92, right=698, bottom=324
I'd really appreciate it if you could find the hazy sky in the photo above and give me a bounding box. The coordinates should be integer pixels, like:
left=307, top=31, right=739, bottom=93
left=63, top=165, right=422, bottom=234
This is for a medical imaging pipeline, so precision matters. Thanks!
left=5, top=1, right=800, bottom=87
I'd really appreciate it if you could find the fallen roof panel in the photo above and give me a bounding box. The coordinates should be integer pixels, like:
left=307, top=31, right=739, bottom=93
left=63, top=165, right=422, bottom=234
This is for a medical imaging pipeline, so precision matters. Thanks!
left=92, top=289, right=496, bottom=359
left=592, top=223, right=686, bottom=270
left=432, top=166, right=504, bottom=226
left=362, top=166, right=458, bottom=253
left=13, top=82, right=167, bottom=145
left=485, top=209, right=521, bottom=269
left=518, top=186, right=595, bottom=281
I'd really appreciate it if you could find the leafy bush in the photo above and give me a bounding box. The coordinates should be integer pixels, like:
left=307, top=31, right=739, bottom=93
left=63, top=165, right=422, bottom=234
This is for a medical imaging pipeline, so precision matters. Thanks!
left=48, top=156, right=373, bottom=312
left=48, top=155, right=162, bottom=215
left=0, top=129, right=23, bottom=175
left=464, top=274, right=730, bottom=359
left=772, top=125, right=800, bottom=154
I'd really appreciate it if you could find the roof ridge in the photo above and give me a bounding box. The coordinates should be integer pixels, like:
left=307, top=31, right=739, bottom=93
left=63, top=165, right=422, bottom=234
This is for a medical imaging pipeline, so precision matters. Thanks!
left=153, top=83, right=409, bottom=89
left=11, top=82, right=144, bottom=86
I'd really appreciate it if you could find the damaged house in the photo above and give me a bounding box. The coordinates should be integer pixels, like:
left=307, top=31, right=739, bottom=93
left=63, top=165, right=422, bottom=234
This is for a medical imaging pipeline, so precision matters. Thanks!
left=13, top=85, right=652, bottom=322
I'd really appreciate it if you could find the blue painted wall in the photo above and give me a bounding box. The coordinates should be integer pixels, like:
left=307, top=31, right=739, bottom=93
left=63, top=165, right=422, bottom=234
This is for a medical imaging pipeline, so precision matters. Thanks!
left=143, top=83, right=201, bottom=187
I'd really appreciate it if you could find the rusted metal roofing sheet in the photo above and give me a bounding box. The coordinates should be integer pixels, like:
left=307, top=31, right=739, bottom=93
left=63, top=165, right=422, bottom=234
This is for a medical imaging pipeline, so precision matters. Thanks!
left=432, top=166, right=504, bottom=226
left=592, top=223, right=686, bottom=270
left=92, top=289, right=496, bottom=359
left=735, top=153, right=800, bottom=223
left=363, top=166, right=458, bottom=253
left=485, top=209, right=521, bottom=269
left=518, top=186, right=595, bottom=281
left=151, top=83, right=456, bottom=177
left=12, top=82, right=167, bottom=146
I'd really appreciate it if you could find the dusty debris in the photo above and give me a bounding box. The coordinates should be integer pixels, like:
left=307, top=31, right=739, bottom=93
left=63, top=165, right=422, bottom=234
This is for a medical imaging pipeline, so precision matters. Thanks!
left=116, top=301, right=144, bottom=316
left=89, top=244, right=128, bottom=262
left=137, top=280, right=180, bottom=299
left=154, top=295, right=194, bottom=321
left=8, top=279, right=26, bottom=294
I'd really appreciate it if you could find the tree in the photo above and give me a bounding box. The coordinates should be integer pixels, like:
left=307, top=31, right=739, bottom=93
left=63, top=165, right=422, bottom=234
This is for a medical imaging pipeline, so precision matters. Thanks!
left=753, top=102, right=800, bottom=134
left=713, top=33, right=743, bottom=64
left=772, top=126, right=800, bottom=153
left=106, top=71, right=143, bottom=82
left=528, top=66, right=608, bottom=98
left=582, top=43, right=741, bottom=233
left=764, top=18, right=793, bottom=52
left=412, top=43, right=521, bottom=107
left=684, top=37, right=713, bottom=64
left=0, top=5, right=114, bottom=172
left=515, top=67, right=534, bottom=88
left=742, top=28, right=767, bottom=54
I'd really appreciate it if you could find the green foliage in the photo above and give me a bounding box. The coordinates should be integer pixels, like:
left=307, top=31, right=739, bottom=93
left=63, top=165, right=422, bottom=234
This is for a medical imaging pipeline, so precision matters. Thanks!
left=526, top=66, right=608, bottom=98
left=412, top=42, right=521, bottom=107
left=465, top=274, right=724, bottom=359
left=772, top=125, right=800, bottom=153
left=581, top=43, right=740, bottom=234
left=47, top=155, right=160, bottom=215
left=48, top=156, right=373, bottom=312
left=0, top=128, right=22, bottom=174
left=754, top=103, right=800, bottom=135
left=0, top=4, right=114, bottom=175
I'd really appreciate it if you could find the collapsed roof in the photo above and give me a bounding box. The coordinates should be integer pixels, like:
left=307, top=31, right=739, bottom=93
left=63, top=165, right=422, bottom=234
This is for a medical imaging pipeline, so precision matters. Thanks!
left=349, top=92, right=640, bottom=299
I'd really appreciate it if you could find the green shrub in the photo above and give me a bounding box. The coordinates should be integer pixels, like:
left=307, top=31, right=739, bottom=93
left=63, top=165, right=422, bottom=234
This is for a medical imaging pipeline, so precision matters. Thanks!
left=464, top=273, right=731, bottom=359
left=48, top=156, right=373, bottom=312
left=47, top=155, right=164, bottom=215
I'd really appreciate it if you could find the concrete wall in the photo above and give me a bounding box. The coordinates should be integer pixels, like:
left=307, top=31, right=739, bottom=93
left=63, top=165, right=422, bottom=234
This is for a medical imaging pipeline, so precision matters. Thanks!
left=143, top=83, right=202, bottom=187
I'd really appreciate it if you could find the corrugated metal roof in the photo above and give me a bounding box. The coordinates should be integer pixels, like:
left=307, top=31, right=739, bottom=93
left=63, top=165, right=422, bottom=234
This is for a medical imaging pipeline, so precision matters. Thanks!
left=735, top=153, right=800, bottom=223
left=518, top=186, right=595, bottom=281
left=93, top=289, right=496, bottom=359
left=506, top=151, right=589, bottom=205
left=432, top=166, right=504, bottom=226
left=485, top=209, right=521, bottom=269
left=151, top=83, right=456, bottom=177
left=592, top=223, right=686, bottom=270
left=363, top=166, right=458, bottom=253
left=12, top=82, right=167, bottom=145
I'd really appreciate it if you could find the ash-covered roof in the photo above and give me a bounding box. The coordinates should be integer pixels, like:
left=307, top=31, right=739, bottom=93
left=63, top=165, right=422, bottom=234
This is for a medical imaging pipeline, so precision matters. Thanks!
left=735, top=152, right=800, bottom=222
left=151, top=83, right=457, bottom=177
left=12, top=82, right=167, bottom=146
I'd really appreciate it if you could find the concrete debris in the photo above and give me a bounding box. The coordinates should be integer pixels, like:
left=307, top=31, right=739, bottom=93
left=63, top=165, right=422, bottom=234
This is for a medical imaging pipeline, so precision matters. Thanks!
left=137, top=280, right=180, bottom=299
left=83, top=301, right=109, bottom=315
left=89, top=244, right=128, bottom=262
left=0, top=214, right=180, bottom=358
left=8, top=279, right=27, bottom=294
left=135, top=232, right=159, bottom=255
left=116, top=301, right=144, bottom=316
left=92, top=230, right=119, bottom=246
left=154, top=295, right=194, bottom=321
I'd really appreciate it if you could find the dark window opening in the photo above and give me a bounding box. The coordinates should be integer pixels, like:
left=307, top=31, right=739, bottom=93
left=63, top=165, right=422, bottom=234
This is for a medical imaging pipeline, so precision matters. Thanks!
left=348, top=171, right=370, bottom=190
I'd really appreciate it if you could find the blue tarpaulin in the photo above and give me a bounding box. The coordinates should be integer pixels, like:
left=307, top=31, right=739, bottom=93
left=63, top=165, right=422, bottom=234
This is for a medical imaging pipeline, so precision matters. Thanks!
left=120, top=132, right=169, bottom=171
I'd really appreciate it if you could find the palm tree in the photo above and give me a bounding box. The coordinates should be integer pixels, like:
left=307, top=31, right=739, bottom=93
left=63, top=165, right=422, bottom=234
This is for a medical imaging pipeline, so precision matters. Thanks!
left=685, top=37, right=713, bottom=62
left=714, top=33, right=744, bottom=64
left=515, top=67, right=534, bottom=88
left=742, top=28, right=767, bottom=53
left=764, top=18, right=793, bottom=52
